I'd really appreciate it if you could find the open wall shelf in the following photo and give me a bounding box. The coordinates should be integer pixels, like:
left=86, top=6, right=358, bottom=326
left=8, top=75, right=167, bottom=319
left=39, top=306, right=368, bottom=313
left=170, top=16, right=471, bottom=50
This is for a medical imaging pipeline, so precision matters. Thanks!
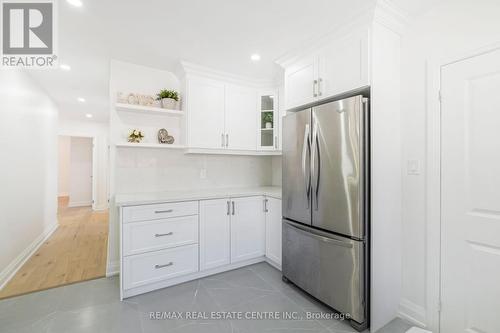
left=115, top=103, right=184, bottom=117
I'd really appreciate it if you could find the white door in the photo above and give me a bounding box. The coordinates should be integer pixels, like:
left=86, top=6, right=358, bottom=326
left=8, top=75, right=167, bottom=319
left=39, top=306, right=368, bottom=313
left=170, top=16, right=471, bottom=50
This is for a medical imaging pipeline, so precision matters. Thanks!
left=318, top=29, right=369, bottom=99
left=441, top=48, right=500, bottom=333
left=230, top=196, right=265, bottom=263
left=225, top=84, right=257, bottom=150
left=265, top=197, right=282, bottom=266
left=187, top=77, right=226, bottom=149
left=285, top=55, right=318, bottom=109
left=200, top=198, right=231, bottom=270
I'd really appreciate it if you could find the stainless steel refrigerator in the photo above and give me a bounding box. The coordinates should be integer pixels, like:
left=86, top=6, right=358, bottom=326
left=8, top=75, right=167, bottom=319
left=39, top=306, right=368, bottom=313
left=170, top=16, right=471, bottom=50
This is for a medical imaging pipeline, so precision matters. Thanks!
left=282, top=95, right=370, bottom=331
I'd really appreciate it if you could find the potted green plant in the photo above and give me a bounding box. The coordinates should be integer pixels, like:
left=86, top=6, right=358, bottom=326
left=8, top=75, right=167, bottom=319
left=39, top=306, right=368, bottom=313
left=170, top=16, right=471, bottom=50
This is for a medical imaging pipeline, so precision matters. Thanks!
left=156, top=89, right=179, bottom=109
left=263, top=112, right=273, bottom=129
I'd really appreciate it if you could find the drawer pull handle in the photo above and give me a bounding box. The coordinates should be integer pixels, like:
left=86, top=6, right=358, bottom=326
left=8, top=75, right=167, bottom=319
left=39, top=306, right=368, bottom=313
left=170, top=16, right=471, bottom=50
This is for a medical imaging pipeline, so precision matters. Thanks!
left=155, top=209, right=173, bottom=214
left=155, top=262, right=173, bottom=269
left=155, top=232, right=173, bottom=237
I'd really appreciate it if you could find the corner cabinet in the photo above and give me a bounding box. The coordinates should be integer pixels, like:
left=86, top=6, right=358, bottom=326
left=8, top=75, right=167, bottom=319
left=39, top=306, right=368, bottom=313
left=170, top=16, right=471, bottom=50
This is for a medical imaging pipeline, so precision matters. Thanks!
left=265, top=197, right=282, bottom=267
left=284, top=28, right=370, bottom=110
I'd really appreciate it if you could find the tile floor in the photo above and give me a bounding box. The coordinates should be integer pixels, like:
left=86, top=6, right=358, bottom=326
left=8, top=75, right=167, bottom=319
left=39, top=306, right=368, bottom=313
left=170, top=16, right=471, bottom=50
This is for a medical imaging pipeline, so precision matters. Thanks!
left=0, top=262, right=413, bottom=333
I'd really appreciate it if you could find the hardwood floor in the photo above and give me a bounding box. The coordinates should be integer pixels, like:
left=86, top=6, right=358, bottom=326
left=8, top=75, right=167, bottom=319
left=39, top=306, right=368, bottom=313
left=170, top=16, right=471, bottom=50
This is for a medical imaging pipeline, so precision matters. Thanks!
left=0, top=197, right=109, bottom=299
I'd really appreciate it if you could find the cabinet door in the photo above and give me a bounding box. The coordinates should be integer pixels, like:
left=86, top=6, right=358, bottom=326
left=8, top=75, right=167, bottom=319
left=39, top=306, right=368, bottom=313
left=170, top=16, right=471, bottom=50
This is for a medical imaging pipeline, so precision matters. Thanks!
left=225, top=84, right=257, bottom=150
left=265, top=197, right=282, bottom=266
left=187, top=77, right=226, bottom=149
left=284, top=55, right=318, bottom=110
left=230, top=196, right=266, bottom=263
left=200, top=198, right=231, bottom=270
left=258, top=91, right=278, bottom=150
left=318, top=29, right=369, bottom=99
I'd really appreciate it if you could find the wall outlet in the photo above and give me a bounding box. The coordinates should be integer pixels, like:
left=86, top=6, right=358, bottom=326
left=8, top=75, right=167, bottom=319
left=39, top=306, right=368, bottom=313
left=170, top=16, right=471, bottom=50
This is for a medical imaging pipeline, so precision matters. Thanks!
left=407, top=160, right=421, bottom=175
left=199, top=168, right=207, bottom=179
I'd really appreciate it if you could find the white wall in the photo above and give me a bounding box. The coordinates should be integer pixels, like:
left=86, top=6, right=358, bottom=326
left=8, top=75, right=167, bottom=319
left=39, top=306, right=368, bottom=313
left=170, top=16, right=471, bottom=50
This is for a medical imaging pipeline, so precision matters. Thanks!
left=68, top=137, right=93, bottom=207
left=399, top=0, right=500, bottom=328
left=58, top=136, right=71, bottom=196
left=0, top=70, right=58, bottom=287
left=58, top=118, right=109, bottom=210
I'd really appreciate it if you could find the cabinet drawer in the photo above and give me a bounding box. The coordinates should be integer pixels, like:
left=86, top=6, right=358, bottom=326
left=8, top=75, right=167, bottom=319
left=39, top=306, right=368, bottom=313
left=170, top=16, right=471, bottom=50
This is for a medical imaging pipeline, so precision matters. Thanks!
left=123, top=244, right=199, bottom=290
left=122, top=201, right=198, bottom=223
left=123, top=216, right=198, bottom=256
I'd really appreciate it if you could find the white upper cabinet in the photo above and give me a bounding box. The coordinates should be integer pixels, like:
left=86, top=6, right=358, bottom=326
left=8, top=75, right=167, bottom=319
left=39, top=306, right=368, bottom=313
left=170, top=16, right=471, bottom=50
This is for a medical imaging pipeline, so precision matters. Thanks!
left=230, top=196, right=266, bottom=263
left=187, top=77, right=226, bottom=149
left=283, top=28, right=370, bottom=110
left=318, top=29, right=369, bottom=99
left=258, top=91, right=279, bottom=151
left=285, top=55, right=318, bottom=109
left=225, top=84, right=257, bottom=150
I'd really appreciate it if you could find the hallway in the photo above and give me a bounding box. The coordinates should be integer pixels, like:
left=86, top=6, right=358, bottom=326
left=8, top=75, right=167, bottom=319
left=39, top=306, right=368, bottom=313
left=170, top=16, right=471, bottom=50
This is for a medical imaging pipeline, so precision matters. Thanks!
left=0, top=198, right=109, bottom=299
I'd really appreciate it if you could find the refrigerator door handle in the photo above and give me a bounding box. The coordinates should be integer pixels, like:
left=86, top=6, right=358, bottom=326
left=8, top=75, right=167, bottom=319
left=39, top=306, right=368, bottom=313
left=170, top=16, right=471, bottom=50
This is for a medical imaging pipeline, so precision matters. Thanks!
left=302, top=124, right=311, bottom=208
left=313, top=129, right=321, bottom=210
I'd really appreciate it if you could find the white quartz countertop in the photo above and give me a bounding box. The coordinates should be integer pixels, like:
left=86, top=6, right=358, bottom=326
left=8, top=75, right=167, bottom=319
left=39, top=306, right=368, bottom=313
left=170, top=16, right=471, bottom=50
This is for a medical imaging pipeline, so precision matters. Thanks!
left=115, top=186, right=282, bottom=206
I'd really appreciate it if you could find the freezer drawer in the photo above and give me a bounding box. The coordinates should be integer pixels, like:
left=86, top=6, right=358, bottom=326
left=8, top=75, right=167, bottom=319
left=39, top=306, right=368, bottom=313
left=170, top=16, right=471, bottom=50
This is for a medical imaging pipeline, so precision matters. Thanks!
left=282, top=220, right=366, bottom=325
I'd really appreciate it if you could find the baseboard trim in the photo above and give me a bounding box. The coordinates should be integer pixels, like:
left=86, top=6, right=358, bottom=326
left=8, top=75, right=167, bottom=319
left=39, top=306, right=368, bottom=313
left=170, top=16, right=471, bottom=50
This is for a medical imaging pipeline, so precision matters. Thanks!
left=0, top=223, right=59, bottom=290
left=68, top=200, right=92, bottom=208
left=106, top=260, right=120, bottom=277
left=398, top=298, right=427, bottom=328
left=265, top=258, right=282, bottom=271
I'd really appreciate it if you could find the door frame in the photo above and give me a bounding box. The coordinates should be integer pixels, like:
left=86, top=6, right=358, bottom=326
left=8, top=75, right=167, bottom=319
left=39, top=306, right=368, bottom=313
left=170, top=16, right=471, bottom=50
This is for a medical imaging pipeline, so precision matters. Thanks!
left=425, top=41, right=500, bottom=332
left=58, top=134, right=97, bottom=210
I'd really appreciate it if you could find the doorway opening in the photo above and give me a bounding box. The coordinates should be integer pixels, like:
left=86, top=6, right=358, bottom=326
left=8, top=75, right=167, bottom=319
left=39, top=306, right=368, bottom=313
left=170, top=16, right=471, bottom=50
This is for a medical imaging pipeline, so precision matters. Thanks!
left=0, top=136, right=109, bottom=299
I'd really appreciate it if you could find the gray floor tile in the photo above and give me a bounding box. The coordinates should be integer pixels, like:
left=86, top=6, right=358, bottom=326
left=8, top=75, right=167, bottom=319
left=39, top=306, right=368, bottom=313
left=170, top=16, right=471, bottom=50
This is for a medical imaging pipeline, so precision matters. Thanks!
left=45, top=301, right=142, bottom=333
left=57, top=276, right=120, bottom=312
left=0, top=263, right=412, bottom=333
left=0, top=285, right=65, bottom=332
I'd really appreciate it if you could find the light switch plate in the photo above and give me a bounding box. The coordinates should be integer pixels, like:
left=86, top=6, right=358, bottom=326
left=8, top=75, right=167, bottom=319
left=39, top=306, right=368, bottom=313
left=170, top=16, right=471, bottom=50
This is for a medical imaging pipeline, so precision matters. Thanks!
left=407, top=160, right=421, bottom=175
left=199, top=168, right=207, bottom=179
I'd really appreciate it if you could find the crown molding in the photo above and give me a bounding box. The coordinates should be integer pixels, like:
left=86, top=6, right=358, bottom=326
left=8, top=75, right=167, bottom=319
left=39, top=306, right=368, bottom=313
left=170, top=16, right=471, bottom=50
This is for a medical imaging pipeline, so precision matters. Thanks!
left=179, top=61, right=276, bottom=88
left=373, top=0, right=409, bottom=35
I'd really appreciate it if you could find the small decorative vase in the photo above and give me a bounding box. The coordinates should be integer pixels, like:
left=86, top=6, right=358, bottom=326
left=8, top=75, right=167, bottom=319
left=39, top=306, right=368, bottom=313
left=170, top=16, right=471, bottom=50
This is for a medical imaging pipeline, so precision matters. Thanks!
left=265, top=122, right=273, bottom=129
left=161, top=98, right=176, bottom=109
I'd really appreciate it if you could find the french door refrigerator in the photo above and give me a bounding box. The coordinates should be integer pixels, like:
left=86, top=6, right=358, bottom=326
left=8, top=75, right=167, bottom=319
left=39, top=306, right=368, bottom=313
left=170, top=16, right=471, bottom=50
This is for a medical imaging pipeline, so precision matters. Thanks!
left=282, top=95, right=370, bottom=331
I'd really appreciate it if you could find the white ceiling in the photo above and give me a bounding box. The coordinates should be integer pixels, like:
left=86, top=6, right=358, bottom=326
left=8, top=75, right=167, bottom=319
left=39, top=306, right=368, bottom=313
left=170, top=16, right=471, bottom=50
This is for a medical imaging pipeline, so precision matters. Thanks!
left=29, top=0, right=439, bottom=123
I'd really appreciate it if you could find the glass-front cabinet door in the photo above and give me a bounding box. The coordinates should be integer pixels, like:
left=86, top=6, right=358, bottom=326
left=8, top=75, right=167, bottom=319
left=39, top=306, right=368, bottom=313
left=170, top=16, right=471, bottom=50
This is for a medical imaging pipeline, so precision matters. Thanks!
left=258, top=92, right=278, bottom=150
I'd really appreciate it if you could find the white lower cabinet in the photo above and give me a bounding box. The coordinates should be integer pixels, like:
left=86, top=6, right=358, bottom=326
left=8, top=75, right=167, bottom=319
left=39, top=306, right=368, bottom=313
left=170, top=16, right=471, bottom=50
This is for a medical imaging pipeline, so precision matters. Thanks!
left=123, top=244, right=198, bottom=290
left=230, top=196, right=266, bottom=263
left=265, top=197, right=282, bottom=266
left=121, top=195, right=282, bottom=298
left=199, top=198, right=231, bottom=270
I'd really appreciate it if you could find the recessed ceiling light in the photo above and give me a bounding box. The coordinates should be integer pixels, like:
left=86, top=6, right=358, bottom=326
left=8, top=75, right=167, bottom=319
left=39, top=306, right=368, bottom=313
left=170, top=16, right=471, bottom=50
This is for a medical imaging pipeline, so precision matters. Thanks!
left=85, top=113, right=93, bottom=118
left=67, top=0, right=83, bottom=7
left=250, top=54, right=261, bottom=61
left=77, top=97, right=86, bottom=102
left=60, top=64, right=71, bottom=71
